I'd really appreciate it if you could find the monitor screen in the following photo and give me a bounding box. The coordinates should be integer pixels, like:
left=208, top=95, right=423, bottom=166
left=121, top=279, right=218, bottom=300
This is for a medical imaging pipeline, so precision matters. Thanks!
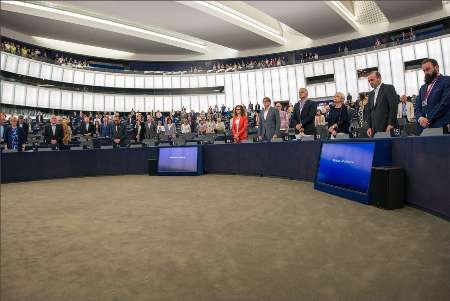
left=316, top=142, right=375, bottom=193
left=158, top=147, right=199, bottom=173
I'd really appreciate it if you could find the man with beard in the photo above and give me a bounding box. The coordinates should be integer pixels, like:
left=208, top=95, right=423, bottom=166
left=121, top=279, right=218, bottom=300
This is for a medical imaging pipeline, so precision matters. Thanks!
left=414, top=58, right=450, bottom=132
left=366, top=71, right=399, bottom=137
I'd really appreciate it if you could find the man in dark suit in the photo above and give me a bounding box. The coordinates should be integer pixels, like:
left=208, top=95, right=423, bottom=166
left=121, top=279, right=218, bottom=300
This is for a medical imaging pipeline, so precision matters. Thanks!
left=79, top=116, right=95, bottom=137
left=43, top=115, right=64, bottom=146
left=111, top=115, right=127, bottom=147
left=35, top=112, right=44, bottom=124
left=258, top=97, right=280, bottom=141
left=291, top=88, right=317, bottom=136
left=18, top=115, right=29, bottom=143
left=255, top=102, right=261, bottom=113
left=367, top=71, right=398, bottom=137
left=414, top=58, right=450, bottom=133
left=144, top=114, right=157, bottom=139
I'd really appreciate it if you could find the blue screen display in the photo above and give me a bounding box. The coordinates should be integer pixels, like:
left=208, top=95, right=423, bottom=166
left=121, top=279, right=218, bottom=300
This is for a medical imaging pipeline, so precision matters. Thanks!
left=158, top=147, right=198, bottom=173
left=317, top=142, right=375, bottom=193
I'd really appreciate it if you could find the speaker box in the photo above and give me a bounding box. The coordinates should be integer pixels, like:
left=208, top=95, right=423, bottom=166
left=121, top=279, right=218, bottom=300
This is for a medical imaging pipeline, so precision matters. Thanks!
left=148, top=159, right=158, bottom=176
left=370, top=167, right=405, bottom=209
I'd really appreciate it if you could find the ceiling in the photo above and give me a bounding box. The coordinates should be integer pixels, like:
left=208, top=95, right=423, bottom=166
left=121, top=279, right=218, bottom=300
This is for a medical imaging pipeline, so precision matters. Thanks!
left=1, top=1, right=448, bottom=61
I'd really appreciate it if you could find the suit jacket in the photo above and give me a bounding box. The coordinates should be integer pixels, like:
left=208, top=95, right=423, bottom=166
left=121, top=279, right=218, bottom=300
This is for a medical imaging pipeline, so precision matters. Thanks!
left=291, top=99, right=317, bottom=135
left=5, top=126, right=25, bottom=151
left=397, top=101, right=415, bottom=122
left=36, top=115, right=44, bottom=124
left=111, top=123, right=127, bottom=146
left=100, top=123, right=112, bottom=137
left=231, top=116, right=248, bottom=142
left=164, top=124, right=177, bottom=139
left=144, top=121, right=157, bottom=139
left=134, top=122, right=145, bottom=141
left=80, top=122, right=95, bottom=136
left=18, top=122, right=29, bottom=142
left=368, top=83, right=398, bottom=132
left=414, top=75, right=450, bottom=131
left=258, top=107, right=280, bottom=139
left=43, top=123, right=64, bottom=145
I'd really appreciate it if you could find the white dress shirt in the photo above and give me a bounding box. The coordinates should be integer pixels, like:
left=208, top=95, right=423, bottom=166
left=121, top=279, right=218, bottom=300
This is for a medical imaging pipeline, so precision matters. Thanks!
left=373, top=84, right=381, bottom=107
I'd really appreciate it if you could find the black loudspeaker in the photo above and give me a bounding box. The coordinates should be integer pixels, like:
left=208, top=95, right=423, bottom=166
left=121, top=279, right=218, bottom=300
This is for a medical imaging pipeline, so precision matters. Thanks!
left=148, top=159, right=158, bottom=176
left=370, top=167, right=405, bottom=209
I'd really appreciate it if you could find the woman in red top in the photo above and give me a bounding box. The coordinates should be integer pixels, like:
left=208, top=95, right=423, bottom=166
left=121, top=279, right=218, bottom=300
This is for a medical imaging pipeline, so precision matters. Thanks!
left=231, top=105, right=248, bottom=143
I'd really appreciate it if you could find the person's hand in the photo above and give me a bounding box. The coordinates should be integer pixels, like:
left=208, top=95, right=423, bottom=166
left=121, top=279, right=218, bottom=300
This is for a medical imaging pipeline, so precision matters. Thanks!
left=295, top=124, right=302, bottom=131
left=367, top=128, right=373, bottom=137
left=114, top=139, right=120, bottom=144
left=385, top=125, right=394, bottom=133
left=258, top=136, right=262, bottom=141
left=51, top=139, right=57, bottom=145
left=328, top=126, right=335, bottom=133
left=418, top=117, right=429, bottom=128
left=272, top=134, right=277, bottom=139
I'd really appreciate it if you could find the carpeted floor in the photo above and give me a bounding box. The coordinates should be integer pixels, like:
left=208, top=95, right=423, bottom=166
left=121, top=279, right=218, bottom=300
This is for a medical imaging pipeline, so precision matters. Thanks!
left=1, top=175, right=449, bottom=301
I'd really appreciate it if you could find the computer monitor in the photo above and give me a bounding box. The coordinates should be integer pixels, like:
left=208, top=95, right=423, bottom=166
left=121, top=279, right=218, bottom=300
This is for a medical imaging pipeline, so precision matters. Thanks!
left=157, top=146, right=203, bottom=176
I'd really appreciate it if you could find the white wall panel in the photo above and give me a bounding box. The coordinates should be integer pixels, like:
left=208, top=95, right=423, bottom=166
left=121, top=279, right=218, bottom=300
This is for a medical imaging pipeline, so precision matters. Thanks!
left=355, top=55, right=366, bottom=70
left=182, top=96, right=191, bottom=111
left=14, top=84, right=26, bottom=106
left=1, top=81, right=14, bottom=104
left=154, top=96, right=164, bottom=112
left=49, top=89, right=61, bottom=109
left=62, top=68, right=74, bottom=83
left=224, top=73, right=234, bottom=109
left=279, top=67, right=289, bottom=101
left=377, top=50, right=392, bottom=84
left=83, top=93, right=94, bottom=111
left=358, top=79, right=370, bottom=93
left=40, top=64, right=52, bottom=80
left=61, top=91, right=72, bottom=110
left=344, top=57, right=358, bottom=97
left=216, top=74, right=225, bottom=86
left=313, top=62, right=324, bottom=76
left=307, top=86, right=316, bottom=98
left=171, top=76, right=181, bottom=88
left=401, top=45, right=415, bottom=62
left=366, top=52, right=378, bottom=67
left=416, top=70, right=424, bottom=91
left=28, top=61, right=41, bottom=78
left=135, top=96, right=145, bottom=112
left=51, top=66, right=63, bottom=82
left=198, top=75, right=207, bottom=87
left=190, top=95, right=200, bottom=112
left=115, top=75, right=125, bottom=88
left=315, top=85, right=326, bottom=98
left=404, top=71, right=419, bottom=96
left=172, top=96, right=182, bottom=111
left=199, top=95, right=208, bottom=111
left=144, top=96, right=154, bottom=112
left=17, top=58, right=30, bottom=76
left=84, top=72, right=94, bottom=86
left=232, top=73, right=242, bottom=105
left=442, top=37, right=450, bottom=75
left=135, top=77, right=145, bottom=88
left=125, top=75, right=135, bottom=88
left=26, top=86, right=38, bottom=107
left=333, top=59, right=347, bottom=95
left=263, top=69, right=273, bottom=100
left=94, top=94, right=104, bottom=111
left=295, top=65, right=306, bottom=91
left=271, top=69, right=281, bottom=101
left=144, top=76, right=154, bottom=88
left=104, top=95, right=115, bottom=112
left=207, top=94, right=217, bottom=108
left=390, top=48, right=405, bottom=95
left=255, top=70, right=264, bottom=103
left=163, top=76, right=172, bottom=88
left=114, top=95, right=125, bottom=112
left=240, top=72, right=250, bottom=106
left=73, top=70, right=85, bottom=85
left=189, top=76, right=198, bottom=88
left=38, top=88, right=50, bottom=108
left=94, top=73, right=105, bottom=87
left=287, top=67, right=298, bottom=103
left=326, top=82, right=336, bottom=96
left=1, top=52, right=6, bottom=70
left=427, top=39, right=443, bottom=72
left=181, top=77, right=189, bottom=88
left=217, top=94, right=225, bottom=109
left=5, top=55, right=18, bottom=73
left=247, top=71, right=257, bottom=104
left=324, top=60, right=334, bottom=75
left=207, top=75, right=216, bottom=87
left=414, top=42, right=428, bottom=59
left=163, top=96, right=172, bottom=112
left=303, top=64, right=314, bottom=77
left=72, top=92, right=83, bottom=111
left=105, top=74, right=115, bottom=87
left=124, top=95, right=135, bottom=112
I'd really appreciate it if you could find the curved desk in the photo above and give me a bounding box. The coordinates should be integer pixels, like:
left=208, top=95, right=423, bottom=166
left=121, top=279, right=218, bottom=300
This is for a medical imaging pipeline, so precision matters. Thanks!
left=1, top=137, right=449, bottom=219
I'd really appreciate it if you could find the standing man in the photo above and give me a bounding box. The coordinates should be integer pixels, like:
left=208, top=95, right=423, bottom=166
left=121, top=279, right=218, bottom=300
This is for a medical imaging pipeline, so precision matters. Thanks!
left=414, top=58, right=450, bottom=132
left=144, top=114, right=157, bottom=139
left=80, top=115, right=95, bottom=137
left=291, top=88, right=317, bottom=136
left=43, top=115, right=64, bottom=146
left=397, top=95, right=415, bottom=123
left=258, top=97, right=280, bottom=141
left=111, top=115, right=127, bottom=147
left=366, top=71, right=398, bottom=137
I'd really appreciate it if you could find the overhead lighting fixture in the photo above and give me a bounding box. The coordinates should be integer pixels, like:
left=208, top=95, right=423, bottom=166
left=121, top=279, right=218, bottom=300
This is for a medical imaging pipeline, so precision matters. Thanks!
left=327, top=1, right=360, bottom=31
left=3, top=0, right=207, bottom=50
left=191, top=1, right=285, bottom=43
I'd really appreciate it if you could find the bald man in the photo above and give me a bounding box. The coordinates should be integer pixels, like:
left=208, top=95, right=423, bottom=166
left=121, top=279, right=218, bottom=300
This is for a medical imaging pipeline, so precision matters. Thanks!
left=291, top=88, right=317, bottom=136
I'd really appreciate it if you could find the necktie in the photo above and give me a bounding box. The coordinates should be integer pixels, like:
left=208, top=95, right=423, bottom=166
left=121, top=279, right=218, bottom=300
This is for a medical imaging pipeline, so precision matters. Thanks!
left=52, top=125, right=56, bottom=136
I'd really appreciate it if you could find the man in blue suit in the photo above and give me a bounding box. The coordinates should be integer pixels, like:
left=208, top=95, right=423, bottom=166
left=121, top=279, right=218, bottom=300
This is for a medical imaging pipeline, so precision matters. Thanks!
left=415, top=58, right=450, bottom=132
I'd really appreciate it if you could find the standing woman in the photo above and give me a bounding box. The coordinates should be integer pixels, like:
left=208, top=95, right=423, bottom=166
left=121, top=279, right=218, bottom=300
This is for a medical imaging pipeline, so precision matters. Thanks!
left=327, top=92, right=350, bottom=138
left=134, top=116, right=145, bottom=142
left=5, top=116, right=25, bottom=151
left=164, top=117, right=177, bottom=139
left=231, top=105, right=248, bottom=143
left=61, top=117, right=72, bottom=145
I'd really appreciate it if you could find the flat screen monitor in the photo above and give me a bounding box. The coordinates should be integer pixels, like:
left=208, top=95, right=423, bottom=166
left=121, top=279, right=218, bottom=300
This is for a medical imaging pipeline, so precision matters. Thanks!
left=157, top=146, right=203, bottom=175
left=315, top=142, right=377, bottom=204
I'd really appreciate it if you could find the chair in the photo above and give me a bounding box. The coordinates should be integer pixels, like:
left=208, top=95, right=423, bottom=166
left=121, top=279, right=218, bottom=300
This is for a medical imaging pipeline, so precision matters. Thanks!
left=421, top=128, right=443, bottom=136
